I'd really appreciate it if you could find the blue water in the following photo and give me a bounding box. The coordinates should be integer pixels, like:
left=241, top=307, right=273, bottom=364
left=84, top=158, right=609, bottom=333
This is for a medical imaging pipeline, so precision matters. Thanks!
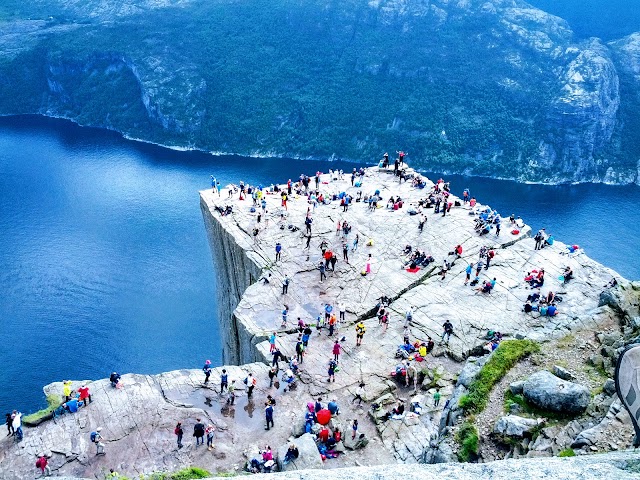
left=527, top=0, right=640, bottom=41
left=0, top=115, right=639, bottom=417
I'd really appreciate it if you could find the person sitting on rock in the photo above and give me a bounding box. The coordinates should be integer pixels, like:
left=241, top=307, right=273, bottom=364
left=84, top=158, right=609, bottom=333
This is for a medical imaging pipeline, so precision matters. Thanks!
left=109, top=372, right=121, bottom=388
left=547, top=303, right=558, bottom=317
left=283, top=443, right=299, bottom=464
left=562, top=266, right=574, bottom=284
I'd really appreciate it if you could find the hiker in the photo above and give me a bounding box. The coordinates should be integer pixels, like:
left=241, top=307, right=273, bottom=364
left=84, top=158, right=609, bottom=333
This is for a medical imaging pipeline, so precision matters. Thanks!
left=281, top=305, right=289, bottom=327
left=332, top=340, right=341, bottom=362
left=283, top=444, right=299, bottom=464
left=228, top=380, right=237, bottom=405
left=78, top=384, right=92, bottom=406
left=351, top=419, right=359, bottom=440
left=282, top=275, right=290, bottom=295
left=434, top=388, right=441, bottom=407
left=220, top=369, right=228, bottom=393
left=206, top=424, right=215, bottom=450
left=406, top=363, right=418, bottom=391
left=328, top=359, right=337, bottom=382
left=203, top=360, right=212, bottom=383
left=325, top=398, right=340, bottom=417
left=245, top=373, right=257, bottom=397
left=268, top=367, right=277, bottom=387
left=355, top=321, right=366, bottom=346
left=486, top=249, right=495, bottom=269
left=441, top=320, right=454, bottom=344
left=12, top=411, right=22, bottom=441
left=295, top=339, right=305, bottom=363
left=5, top=413, right=14, bottom=436
left=174, top=422, right=184, bottom=449
left=194, top=418, right=205, bottom=446
left=352, top=383, right=366, bottom=405
left=534, top=229, right=545, bottom=250
left=265, top=401, right=274, bottom=430
left=338, top=302, right=346, bottom=323
left=109, top=372, right=121, bottom=388
left=319, top=262, right=327, bottom=282
left=269, top=332, right=277, bottom=352
left=352, top=233, right=359, bottom=251
left=63, top=380, right=73, bottom=402
left=36, top=454, right=51, bottom=477
left=464, top=263, right=474, bottom=285
left=91, top=428, right=105, bottom=455
left=418, top=215, right=427, bottom=233
left=328, top=314, right=336, bottom=336
left=275, top=242, right=282, bottom=262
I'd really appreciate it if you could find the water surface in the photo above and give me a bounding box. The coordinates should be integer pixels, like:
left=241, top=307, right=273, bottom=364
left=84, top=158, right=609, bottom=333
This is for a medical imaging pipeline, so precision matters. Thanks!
left=1, top=116, right=639, bottom=416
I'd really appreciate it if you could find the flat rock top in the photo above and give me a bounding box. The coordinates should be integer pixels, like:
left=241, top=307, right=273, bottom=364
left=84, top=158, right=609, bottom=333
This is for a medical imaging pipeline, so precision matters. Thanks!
left=201, top=164, right=620, bottom=360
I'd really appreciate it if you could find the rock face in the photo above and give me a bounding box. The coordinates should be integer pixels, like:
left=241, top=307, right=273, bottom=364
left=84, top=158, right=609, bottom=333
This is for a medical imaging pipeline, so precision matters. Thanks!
left=494, top=415, right=543, bottom=438
left=276, top=433, right=323, bottom=471
left=523, top=371, right=590, bottom=414
left=1, top=0, right=640, bottom=182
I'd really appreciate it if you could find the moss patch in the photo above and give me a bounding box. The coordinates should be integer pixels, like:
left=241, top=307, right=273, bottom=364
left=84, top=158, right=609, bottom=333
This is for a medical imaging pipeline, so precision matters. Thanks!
left=456, top=419, right=479, bottom=462
left=144, top=467, right=211, bottom=480
left=459, top=340, right=540, bottom=414
left=558, top=448, right=576, bottom=457
left=22, top=394, right=62, bottom=426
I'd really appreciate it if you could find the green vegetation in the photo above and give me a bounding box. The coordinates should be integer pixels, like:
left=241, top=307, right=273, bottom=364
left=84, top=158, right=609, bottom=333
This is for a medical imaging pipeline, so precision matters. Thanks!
left=456, top=420, right=480, bottom=462
left=143, top=467, right=211, bottom=480
left=459, top=340, right=540, bottom=414
left=22, top=394, right=62, bottom=426
left=558, top=448, right=576, bottom=457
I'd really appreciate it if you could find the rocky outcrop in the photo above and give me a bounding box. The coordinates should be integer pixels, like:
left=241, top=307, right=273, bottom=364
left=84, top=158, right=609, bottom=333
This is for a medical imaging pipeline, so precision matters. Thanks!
left=523, top=371, right=590, bottom=414
left=494, top=415, right=544, bottom=438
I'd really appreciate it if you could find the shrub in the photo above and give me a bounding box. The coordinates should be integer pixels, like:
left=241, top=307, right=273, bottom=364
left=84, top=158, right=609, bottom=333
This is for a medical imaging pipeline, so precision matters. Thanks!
left=456, top=420, right=479, bottom=462
left=459, top=340, right=540, bottom=414
left=558, top=448, right=576, bottom=457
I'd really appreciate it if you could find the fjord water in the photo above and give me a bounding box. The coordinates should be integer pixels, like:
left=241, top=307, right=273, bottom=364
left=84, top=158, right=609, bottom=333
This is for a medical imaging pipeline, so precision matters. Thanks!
left=0, top=116, right=639, bottom=415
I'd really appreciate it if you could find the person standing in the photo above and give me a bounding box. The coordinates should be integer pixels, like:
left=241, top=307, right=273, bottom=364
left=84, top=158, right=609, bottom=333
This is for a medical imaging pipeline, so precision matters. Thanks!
left=275, top=243, right=282, bottom=262
left=36, top=454, right=51, bottom=477
left=269, top=332, right=277, bottom=353
left=5, top=413, right=14, bottom=436
left=246, top=373, right=257, bottom=398
left=327, top=359, right=337, bottom=383
left=206, top=424, right=215, bottom=450
left=351, top=419, right=358, bottom=440
left=228, top=380, right=236, bottom=405
left=203, top=360, right=212, bottom=383
left=332, top=340, right=341, bottom=362
left=174, top=422, right=184, bottom=449
left=265, top=401, right=274, bottom=430
left=441, top=320, right=454, bottom=344
left=355, top=321, right=366, bottom=346
left=434, top=388, right=441, bottom=407
left=63, top=380, right=72, bottom=402
left=220, top=369, right=228, bottom=393
left=92, top=428, right=105, bottom=455
left=295, top=339, right=305, bottom=363
left=193, top=419, right=205, bottom=446
left=365, top=254, right=372, bottom=275
left=282, top=275, right=290, bottom=295
left=342, top=241, right=349, bottom=263
left=12, top=410, right=22, bottom=441
left=338, top=303, right=346, bottom=324
left=268, top=367, right=277, bottom=388
left=78, top=385, right=92, bottom=406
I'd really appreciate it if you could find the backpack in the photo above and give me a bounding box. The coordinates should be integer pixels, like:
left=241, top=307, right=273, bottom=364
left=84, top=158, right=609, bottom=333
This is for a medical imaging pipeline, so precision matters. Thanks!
left=243, top=377, right=248, bottom=385
left=90, top=431, right=98, bottom=443
left=174, top=426, right=181, bottom=435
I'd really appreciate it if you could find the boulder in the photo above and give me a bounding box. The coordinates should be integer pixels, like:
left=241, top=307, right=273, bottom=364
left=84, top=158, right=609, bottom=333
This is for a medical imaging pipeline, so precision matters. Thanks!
left=552, top=365, right=574, bottom=381
left=509, top=381, right=525, bottom=395
left=603, top=379, right=616, bottom=396
left=523, top=371, right=590, bottom=414
left=276, top=433, right=323, bottom=471
left=494, top=415, right=544, bottom=438
left=457, top=360, right=482, bottom=388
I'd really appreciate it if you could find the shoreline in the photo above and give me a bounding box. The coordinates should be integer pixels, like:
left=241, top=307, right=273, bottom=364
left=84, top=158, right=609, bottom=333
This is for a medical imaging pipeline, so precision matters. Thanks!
left=1, top=113, right=638, bottom=187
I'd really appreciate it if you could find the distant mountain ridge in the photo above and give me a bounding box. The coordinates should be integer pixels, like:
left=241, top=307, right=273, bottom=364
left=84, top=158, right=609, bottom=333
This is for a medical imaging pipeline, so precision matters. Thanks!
left=1, top=0, right=639, bottom=184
